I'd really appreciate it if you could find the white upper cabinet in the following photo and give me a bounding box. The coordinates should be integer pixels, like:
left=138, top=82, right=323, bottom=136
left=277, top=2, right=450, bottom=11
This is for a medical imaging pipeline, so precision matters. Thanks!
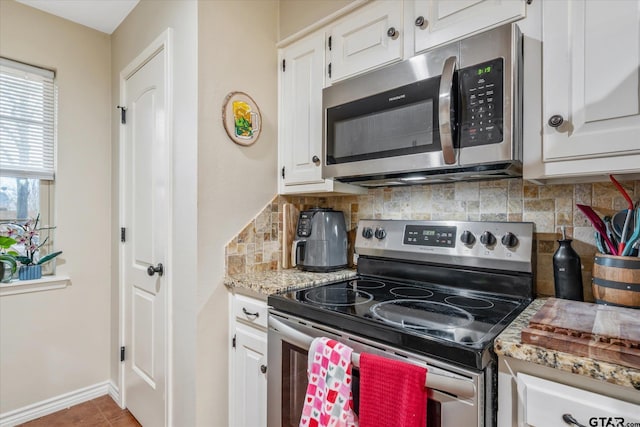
left=278, top=32, right=367, bottom=195
left=280, top=33, right=325, bottom=186
left=541, top=0, right=640, bottom=166
left=328, top=0, right=403, bottom=83
left=413, top=0, right=525, bottom=54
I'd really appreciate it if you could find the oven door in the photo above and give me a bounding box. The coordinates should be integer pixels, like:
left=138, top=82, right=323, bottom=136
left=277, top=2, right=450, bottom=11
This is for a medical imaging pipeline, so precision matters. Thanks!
left=268, top=312, right=484, bottom=427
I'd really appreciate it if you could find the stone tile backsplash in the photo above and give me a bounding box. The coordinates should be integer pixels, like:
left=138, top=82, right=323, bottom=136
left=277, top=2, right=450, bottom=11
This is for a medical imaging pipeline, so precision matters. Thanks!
left=225, top=178, right=639, bottom=301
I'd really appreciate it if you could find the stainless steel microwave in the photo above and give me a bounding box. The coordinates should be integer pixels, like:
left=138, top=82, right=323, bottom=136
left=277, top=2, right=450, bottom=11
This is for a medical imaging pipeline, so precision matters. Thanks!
left=322, top=23, right=522, bottom=187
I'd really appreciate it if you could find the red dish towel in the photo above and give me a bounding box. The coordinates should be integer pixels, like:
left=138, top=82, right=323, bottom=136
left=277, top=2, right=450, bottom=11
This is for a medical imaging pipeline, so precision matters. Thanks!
left=358, top=353, right=428, bottom=427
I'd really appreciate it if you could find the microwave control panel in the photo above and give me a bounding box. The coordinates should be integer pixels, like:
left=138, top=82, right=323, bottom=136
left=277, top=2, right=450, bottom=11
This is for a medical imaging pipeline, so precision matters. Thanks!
left=459, top=58, right=504, bottom=147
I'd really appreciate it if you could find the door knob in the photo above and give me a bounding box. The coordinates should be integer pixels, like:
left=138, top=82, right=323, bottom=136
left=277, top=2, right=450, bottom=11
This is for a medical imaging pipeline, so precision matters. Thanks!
left=312, top=155, right=320, bottom=164
left=415, top=16, right=428, bottom=29
left=147, top=263, right=164, bottom=277
left=260, top=364, right=267, bottom=374
left=548, top=114, right=564, bottom=128
left=387, top=27, right=398, bottom=38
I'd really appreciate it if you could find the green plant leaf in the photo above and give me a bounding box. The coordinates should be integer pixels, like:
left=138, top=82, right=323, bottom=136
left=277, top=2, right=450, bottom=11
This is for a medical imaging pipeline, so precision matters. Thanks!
left=0, top=236, right=17, bottom=249
left=0, top=254, right=17, bottom=275
left=15, top=256, right=33, bottom=265
left=37, top=251, right=63, bottom=265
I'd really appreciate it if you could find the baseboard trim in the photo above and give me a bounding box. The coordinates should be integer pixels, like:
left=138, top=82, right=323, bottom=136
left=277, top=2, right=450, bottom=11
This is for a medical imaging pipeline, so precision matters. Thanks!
left=0, top=380, right=118, bottom=427
left=108, top=381, right=122, bottom=408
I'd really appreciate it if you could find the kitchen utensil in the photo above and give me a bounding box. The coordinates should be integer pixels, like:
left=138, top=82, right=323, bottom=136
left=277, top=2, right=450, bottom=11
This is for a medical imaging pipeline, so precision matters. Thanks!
left=576, top=204, right=618, bottom=255
left=603, top=216, right=619, bottom=248
left=621, top=208, right=640, bottom=256
left=594, top=232, right=606, bottom=255
left=609, top=175, right=634, bottom=210
left=609, top=175, right=634, bottom=254
left=612, top=209, right=635, bottom=237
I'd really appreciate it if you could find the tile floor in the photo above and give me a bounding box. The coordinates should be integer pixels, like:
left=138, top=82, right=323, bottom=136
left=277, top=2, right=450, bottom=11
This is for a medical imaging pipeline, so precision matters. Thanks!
left=18, top=395, right=141, bottom=427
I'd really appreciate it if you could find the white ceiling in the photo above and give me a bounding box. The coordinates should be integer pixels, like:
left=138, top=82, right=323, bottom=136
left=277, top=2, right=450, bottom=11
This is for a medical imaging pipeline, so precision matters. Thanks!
left=16, top=0, right=140, bottom=34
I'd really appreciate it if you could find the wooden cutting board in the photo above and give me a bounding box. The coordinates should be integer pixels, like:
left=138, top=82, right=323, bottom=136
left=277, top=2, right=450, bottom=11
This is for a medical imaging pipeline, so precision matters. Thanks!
left=521, top=298, right=640, bottom=369
left=281, top=203, right=299, bottom=269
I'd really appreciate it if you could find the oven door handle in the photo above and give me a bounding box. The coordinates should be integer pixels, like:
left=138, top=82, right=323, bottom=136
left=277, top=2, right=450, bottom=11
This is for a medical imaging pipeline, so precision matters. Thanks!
left=438, top=56, right=457, bottom=165
left=269, top=316, right=476, bottom=399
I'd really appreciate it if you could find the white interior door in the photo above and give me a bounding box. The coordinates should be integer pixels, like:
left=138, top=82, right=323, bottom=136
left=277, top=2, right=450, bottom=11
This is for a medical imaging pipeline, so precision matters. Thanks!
left=122, top=45, right=169, bottom=427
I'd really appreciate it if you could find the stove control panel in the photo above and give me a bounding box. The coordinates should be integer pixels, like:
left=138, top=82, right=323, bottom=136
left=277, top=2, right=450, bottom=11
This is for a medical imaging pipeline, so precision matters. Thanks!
left=355, top=219, right=533, bottom=273
left=404, top=225, right=456, bottom=248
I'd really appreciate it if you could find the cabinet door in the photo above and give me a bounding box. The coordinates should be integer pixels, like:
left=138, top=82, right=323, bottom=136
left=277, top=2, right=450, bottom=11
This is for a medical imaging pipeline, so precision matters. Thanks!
left=517, top=373, right=640, bottom=427
left=329, top=0, right=403, bottom=82
left=413, top=0, right=525, bottom=54
left=280, top=34, right=325, bottom=186
left=231, top=323, right=267, bottom=427
left=542, top=0, right=640, bottom=162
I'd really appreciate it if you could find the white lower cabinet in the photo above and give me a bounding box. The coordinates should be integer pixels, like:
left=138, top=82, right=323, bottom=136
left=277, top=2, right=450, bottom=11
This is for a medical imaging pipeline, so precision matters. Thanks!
left=517, top=373, right=640, bottom=427
left=229, top=293, right=268, bottom=427
left=498, top=357, right=640, bottom=427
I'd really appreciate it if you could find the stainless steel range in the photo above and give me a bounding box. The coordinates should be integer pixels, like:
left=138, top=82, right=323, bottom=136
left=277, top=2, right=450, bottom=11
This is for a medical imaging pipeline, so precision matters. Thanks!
left=268, top=219, right=534, bottom=427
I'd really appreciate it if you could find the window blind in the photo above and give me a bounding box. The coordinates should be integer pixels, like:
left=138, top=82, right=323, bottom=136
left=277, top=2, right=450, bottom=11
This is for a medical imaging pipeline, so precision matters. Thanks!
left=0, top=57, right=56, bottom=180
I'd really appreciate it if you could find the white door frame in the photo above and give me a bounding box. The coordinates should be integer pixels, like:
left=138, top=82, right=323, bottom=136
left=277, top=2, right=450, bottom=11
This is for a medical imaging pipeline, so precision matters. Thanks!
left=118, top=28, right=174, bottom=425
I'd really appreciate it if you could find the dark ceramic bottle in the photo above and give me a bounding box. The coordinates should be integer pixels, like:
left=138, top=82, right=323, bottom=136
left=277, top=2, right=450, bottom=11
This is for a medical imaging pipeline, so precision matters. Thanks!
left=553, top=227, right=584, bottom=301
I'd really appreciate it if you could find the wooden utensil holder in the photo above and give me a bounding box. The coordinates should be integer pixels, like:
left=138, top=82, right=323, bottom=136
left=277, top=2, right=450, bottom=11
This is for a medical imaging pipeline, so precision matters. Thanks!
left=593, top=254, right=640, bottom=308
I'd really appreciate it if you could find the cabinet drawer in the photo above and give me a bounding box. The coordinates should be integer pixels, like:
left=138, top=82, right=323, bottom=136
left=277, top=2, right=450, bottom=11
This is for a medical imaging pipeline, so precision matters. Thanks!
left=517, top=373, right=640, bottom=427
left=233, top=294, right=268, bottom=329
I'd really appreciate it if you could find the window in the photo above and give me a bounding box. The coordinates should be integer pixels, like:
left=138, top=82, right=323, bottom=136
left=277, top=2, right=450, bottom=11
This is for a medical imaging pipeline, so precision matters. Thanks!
left=0, top=57, right=55, bottom=222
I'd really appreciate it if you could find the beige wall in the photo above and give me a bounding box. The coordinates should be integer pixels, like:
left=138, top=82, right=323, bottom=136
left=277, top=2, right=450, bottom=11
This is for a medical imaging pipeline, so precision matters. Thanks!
left=0, top=0, right=111, bottom=413
left=111, top=1, right=198, bottom=426
left=197, top=0, right=278, bottom=424
left=279, top=0, right=354, bottom=40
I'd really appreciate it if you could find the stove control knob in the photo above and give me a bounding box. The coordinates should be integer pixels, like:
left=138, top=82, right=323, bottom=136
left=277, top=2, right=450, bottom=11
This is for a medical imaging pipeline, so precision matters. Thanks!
left=361, top=227, right=374, bottom=239
left=460, top=230, right=476, bottom=245
left=501, top=232, right=519, bottom=248
left=374, top=228, right=387, bottom=240
left=480, top=231, right=496, bottom=247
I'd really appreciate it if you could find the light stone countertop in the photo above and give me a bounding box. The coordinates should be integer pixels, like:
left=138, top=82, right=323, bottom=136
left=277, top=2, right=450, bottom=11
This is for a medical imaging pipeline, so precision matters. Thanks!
left=495, top=298, right=640, bottom=390
left=223, top=268, right=358, bottom=298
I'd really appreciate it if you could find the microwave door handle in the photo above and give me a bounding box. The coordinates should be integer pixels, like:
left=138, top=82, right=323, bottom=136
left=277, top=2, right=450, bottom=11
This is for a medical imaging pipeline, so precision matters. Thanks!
left=438, top=56, right=457, bottom=165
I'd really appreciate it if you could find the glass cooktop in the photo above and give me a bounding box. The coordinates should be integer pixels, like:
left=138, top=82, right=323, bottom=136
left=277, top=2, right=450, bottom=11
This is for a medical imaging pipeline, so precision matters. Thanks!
left=268, top=277, right=530, bottom=369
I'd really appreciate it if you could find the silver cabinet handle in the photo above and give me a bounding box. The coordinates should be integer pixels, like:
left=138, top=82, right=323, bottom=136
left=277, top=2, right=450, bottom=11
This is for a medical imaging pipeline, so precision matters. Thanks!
left=242, top=307, right=259, bottom=318
left=260, top=364, right=267, bottom=374
left=548, top=114, right=564, bottom=128
left=562, top=414, right=587, bottom=427
left=312, top=155, right=320, bottom=164
left=438, top=56, right=457, bottom=165
left=415, top=16, right=428, bottom=29
left=387, top=27, right=398, bottom=38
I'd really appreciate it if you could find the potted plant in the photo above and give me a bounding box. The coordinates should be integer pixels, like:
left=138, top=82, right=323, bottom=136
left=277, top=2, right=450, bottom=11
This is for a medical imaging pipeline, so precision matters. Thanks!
left=0, top=214, right=62, bottom=281
left=0, top=235, right=18, bottom=283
